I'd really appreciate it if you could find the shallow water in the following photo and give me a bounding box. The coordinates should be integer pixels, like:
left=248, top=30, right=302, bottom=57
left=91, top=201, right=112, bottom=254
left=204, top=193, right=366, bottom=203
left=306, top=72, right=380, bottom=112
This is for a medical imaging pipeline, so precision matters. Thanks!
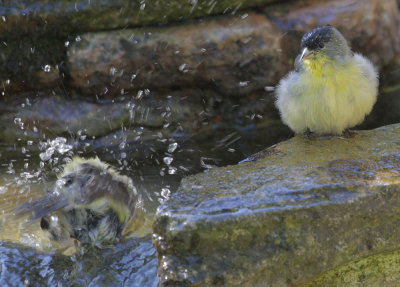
left=0, top=156, right=181, bottom=286
left=0, top=108, right=281, bottom=286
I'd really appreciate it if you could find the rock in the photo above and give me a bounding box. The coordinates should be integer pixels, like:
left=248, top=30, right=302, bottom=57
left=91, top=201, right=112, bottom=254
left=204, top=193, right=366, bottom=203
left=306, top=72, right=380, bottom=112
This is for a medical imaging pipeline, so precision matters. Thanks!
left=265, top=0, right=400, bottom=69
left=67, top=13, right=285, bottom=96
left=0, top=0, right=279, bottom=37
left=67, top=0, right=400, bottom=97
left=0, top=89, right=207, bottom=144
left=153, top=123, right=400, bottom=286
left=0, top=95, right=131, bottom=143
left=0, top=37, right=65, bottom=94
left=303, top=249, right=400, bottom=286
left=360, top=85, right=400, bottom=130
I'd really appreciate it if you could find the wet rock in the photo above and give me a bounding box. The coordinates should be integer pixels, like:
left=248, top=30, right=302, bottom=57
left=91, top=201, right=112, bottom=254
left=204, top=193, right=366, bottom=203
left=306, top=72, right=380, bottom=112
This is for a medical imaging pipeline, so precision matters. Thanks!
left=303, top=249, right=400, bottom=286
left=360, top=85, right=400, bottom=130
left=68, top=0, right=400, bottom=97
left=0, top=37, right=65, bottom=94
left=0, top=90, right=206, bottom=144
left=265, top=0, right=400, bottom=69
left=153, top=123, right=400, bottom=286
left=67, top=13, right=285, bottom=96
left=0, top=0, right=279, bottom=37
left=0, top=95, right=131, bottom=143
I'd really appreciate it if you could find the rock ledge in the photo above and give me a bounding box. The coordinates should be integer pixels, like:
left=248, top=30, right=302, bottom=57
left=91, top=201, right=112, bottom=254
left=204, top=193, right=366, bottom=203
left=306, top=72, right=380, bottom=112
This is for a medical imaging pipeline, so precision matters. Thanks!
left=153, top=123, right=400, bottom=286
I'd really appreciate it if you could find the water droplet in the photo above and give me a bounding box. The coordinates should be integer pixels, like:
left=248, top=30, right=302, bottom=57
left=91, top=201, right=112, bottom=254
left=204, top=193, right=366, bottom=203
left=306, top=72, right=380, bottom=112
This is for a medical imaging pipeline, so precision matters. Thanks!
left=43, top=65, right=51, bottom=72
left=179, top=63, right=186, bottom=72
left=239, top=81, right=249, bottom=87
left=121, top=152, right=127, bottom=159
left=163, top=156, right=173, bottom=165
left=160, top=169, right=165, bottom=176
left=264, top=86, right=275, bottom=92
left=200, top=157, right=216, bottom=169
left=168, top=142, right=178, bottom=153
left=39, top=137, right=72, bottom=161
left=40, top=148, right=54, bottom=161
left=119, top=141, right=126, bottom=149
left=65, top=41, right=70, bottom=47
left=76, top=35, right=81, bottom=42
left=168, top=167, right=177, bottom=174
left=110, top=67, right=117, bottom=76
left=161, top=188, right=170, bottom=198
left=136, top=90, right=144, bottom=99
left=14, top=118, right=24, bottom=129
left=0, top=186, right=7, bottom=194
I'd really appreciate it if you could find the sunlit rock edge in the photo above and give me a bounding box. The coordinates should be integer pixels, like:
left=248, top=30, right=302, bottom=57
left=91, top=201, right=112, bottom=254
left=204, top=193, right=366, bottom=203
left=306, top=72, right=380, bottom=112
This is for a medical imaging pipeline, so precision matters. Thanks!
left=153, top=123, right=400, bottom=286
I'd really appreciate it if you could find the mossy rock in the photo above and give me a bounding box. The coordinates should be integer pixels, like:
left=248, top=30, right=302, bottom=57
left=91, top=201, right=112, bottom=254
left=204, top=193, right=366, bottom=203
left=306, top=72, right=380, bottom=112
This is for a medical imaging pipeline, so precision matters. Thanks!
left=1, top=0, right=281, bottom=37
left=153, top=123, right=400, bottom=286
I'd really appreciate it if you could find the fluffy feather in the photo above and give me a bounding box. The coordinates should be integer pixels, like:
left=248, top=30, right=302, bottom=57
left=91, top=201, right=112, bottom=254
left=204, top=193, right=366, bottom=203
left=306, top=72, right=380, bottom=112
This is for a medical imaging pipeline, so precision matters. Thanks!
left=275, top=27, right=378, bottom=135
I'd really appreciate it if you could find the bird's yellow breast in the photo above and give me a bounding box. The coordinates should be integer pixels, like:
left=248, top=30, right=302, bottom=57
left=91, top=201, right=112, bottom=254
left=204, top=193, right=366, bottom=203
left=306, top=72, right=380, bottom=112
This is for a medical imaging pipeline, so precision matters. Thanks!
left=276, top=52, right=377, bottom=135
left=302, top=53, right=359, bottom=88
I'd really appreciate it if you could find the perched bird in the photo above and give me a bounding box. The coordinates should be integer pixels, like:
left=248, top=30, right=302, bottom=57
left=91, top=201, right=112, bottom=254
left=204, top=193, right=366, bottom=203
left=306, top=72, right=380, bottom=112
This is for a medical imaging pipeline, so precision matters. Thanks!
left=275, top=25, right=378, bottom=136
left=15, top=157, right=137, bottom=248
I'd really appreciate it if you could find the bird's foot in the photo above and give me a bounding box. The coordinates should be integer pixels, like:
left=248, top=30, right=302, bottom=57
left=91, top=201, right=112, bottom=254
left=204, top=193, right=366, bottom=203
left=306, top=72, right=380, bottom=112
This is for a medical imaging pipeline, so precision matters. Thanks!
left=303, top=129, right=317, bottom=139
left=342, top=129, right=358, bottom=138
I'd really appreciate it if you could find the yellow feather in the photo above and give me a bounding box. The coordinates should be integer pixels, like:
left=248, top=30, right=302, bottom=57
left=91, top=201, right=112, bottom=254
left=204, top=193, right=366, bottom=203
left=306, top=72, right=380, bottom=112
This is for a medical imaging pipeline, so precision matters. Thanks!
left=276, top=52, right=378, bottom=135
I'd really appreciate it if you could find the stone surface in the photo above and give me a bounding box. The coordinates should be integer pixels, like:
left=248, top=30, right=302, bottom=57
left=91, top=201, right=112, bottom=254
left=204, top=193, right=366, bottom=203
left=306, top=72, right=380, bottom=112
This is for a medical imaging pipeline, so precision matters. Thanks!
left=362, top=85, right=400, bottom=129
left=0, top=37, right=65, bottom=94
left=0, top=0, right=279, bottom=37
left=67, top=13, right=285, bottom=96
left=265, top=0, right=400, bottom=69
left=67, top=0, right=400, bottom=97
left=0, top=90, right=207, bottom=143
left=153, top=123, right=400, bottom=286
left=302, top=249, right=400, bottom=286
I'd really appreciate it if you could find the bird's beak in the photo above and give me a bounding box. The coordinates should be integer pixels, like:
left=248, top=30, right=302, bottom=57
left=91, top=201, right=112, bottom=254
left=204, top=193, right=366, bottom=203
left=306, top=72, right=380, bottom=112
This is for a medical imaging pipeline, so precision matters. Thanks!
left=300, top=48, right=313, bottom=61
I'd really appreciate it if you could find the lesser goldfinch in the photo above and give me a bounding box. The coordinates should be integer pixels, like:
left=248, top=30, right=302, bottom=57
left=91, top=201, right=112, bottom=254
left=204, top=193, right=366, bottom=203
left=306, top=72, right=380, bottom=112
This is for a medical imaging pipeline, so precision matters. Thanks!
left=15, top=157, right=137, bottom=247
left=275, top=25, right=378, bottom=135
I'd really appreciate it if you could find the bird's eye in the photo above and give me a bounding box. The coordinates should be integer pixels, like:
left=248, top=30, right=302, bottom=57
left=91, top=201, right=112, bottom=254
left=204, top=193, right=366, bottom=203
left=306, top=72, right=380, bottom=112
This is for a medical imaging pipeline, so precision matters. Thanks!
left=65, top=178, right=73, bottom=186
left=319, top=43, right=325, bottom=49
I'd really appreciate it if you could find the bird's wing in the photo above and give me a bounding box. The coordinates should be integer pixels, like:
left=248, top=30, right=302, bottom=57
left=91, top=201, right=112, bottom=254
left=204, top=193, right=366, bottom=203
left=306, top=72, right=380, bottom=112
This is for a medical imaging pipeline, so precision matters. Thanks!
left=13, top=193, right=69, bottom=222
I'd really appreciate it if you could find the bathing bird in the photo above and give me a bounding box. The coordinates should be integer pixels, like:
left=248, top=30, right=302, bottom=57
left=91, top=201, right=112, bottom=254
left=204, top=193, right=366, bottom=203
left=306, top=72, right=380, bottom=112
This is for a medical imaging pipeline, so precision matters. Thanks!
left=275, top=25, right=378, bottom=136
left=15, top=157, right=137, bottom=248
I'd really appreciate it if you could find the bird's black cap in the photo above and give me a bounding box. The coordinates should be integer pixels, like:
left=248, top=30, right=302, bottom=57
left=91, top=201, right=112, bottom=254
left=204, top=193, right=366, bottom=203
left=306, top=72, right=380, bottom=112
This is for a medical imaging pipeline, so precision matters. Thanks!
left=301, top=25, right=334, bottom=51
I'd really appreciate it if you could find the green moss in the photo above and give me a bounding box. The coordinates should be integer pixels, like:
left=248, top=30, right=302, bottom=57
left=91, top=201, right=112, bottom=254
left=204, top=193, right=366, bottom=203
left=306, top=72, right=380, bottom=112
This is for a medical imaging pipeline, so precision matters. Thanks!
left=302, top=249, right=400, bottom=287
